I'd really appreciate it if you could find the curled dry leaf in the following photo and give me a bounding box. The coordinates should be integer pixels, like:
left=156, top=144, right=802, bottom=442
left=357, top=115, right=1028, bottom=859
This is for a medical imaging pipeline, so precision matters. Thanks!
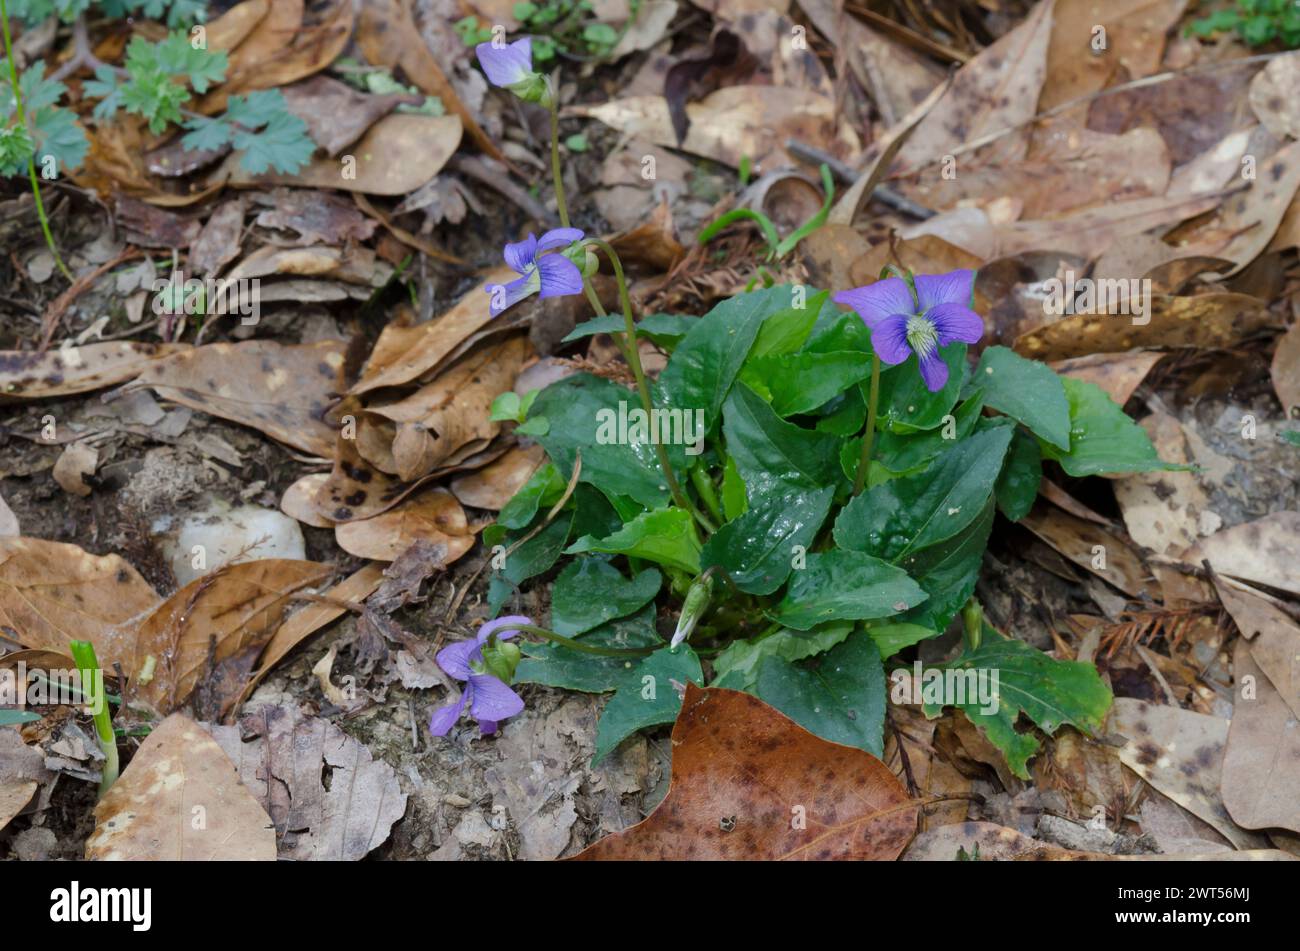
left=1271, top=320, right=1300, bottom=419
left=1222, top=641, right=1300, bottom=833
left=86, top=713, right=276, bottom=861
left=205, top=0, right=270, bottom=53
left=130, top=340, right=345, bottom=458
left=1113, top=412, right=1219, bottom=558
left=1185, top=512, right=1300, bottom=596
left=281, top=75, right=419, bottom=157
left=0, top=537, right=160, bottom=654
left=1109, top=697, right=1266, bottom=850
left=572, top=684, right=919, bottom=860
left=102, top=559, right=332, bottom=715
left=450, top=442, right=545, bottom=511
left=334, top=487, right=474, bottom=563
left=1249, top=51, right=1300, bottom=142
left=0, top=343, right=186, bottom=399
left=1050, top=351, right=1163, bottom=406
left=281, top=473, right=335, bottom=528
left=218, top=114, right=462, bottom=196
left=210, top=703, right=407, bottom=860
left=1021, top=504, right=1154, bottom=598
left=1015, top=293, right=1273, bottom=362
left=188, top=197, right=246, bottom=276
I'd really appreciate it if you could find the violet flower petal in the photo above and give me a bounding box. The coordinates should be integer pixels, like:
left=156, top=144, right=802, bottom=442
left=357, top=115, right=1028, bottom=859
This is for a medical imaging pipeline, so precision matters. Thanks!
left=477, top=718, right=500, bottom=736
left=468, top=672, right=525, bottom=722
left=503, top=233, right=539, bottom=275
left=536, top=252, right=584, bottom=299
left=478, top=615, right=533, bottom=644
left=435, top=638, right=480, bottom=681
left=487, top=272, right=539, bottom=317
left=917, top=347, right=950, bottom=392
left=927, top=301, right=985, bottom=346
left=535, top=227, right=584, bottom=253
left=832, top=277, right=915, bottom=329
left=429, top=688, right=470, bottom=736
left=475, top=37, right=533, bottom=88
left=914, top=269, right=975, bottom=313
left=869, top=313, right=913, bottom=365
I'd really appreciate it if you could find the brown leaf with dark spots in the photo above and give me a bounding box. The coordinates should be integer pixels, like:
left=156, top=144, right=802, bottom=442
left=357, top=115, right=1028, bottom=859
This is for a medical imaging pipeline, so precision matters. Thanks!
left=130, top=340, right=345, bottom=457
left=253, top=187, right=376, bottom=245
left=572, top=685, right=919, bottom=860
left=334, top=487, right=474, bottom=562
left=1021, top=503, right=1155, bottom=598
left=1222, top=640, right=1300, bottom=833
left=189, top=197, right=246, bottom=276
left=86, top=713, right=276, bottom=861
left=451, top=443, right=545, bottom=511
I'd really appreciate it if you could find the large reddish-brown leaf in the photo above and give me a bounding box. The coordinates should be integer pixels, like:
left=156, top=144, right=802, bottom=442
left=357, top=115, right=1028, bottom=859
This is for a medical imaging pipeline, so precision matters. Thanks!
left=572, top=685, right=918, bottom=860
left=85, top=713, right=276, bottom=861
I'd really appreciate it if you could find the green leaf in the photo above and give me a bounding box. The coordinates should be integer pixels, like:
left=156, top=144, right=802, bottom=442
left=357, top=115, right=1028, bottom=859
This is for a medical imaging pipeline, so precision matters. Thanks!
left=497, top=462, right=564, bottom=530
left=739, top=350, right=873, bottom=417
left=85, top=65, right=125, bottom=120
left=720, top=453, right=747, bottom=520
left=972, top=346, right=1071, bottom=450
left=919, top=625, right=1113, bottom=779
left=0, top=124, right=35, bottom=176
left=876, top=343, right=968, bottom=433
left=1281, top=430, right=1300, bottom=447
left=562, top=313, right=697, bottom=349
left=0, top=708, right=41, bottom=725
left=875, top=389, right=984, bottom=474
left=896, top=498, right=994, bottom=633
left=711, top=621, right=852, bottom=691
left=232, top=102, right=314, bottom=174
left=722, top=383, right=841, bottom=497
left=181, top=113, right=234, bottom=151
left=775, top=550, right=927, bottom=630
left=593, top=646, right=704, bottom=763
left=834, top=425, right=1013, bottom=562
left=531, top=374, right=674, bottom=509
left=700, top=485, right=833, bottom=595
left=515, top=605, right=662, bottom=693
left=487, top=511, right=574, bottom=614
left=866, top=622, right=939, bottom=658
left=995, top=428, right=1042, bottom=521
left=152, top=31, right=226, bottom=93
left=659, top=285, right=797, bottom=434
left=550, top=557, right=662, bottom=635
left=31, top=105, right=88, bottom=172
left=747, top=287, right=828, bottom=359
left=1040, top=376, right=1180, bottom=477
left=567, top=507, right=701, bottom=573
left=755, top=630, right=887, bottom=757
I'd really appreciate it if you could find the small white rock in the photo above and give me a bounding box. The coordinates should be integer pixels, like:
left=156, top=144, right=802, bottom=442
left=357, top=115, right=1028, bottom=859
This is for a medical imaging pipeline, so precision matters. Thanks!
left=161, top=499, right=306, bottom=584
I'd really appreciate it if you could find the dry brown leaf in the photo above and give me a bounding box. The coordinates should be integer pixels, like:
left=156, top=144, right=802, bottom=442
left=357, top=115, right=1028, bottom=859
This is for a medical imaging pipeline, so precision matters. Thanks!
left=52, top=442, right=97, bottom=497
left=0, top=343, right=186, bottom=399
left=1271, top=320, right=1300, bottom=419
left=224, top=0, right=352, bottom=98
left=450, top=443, right=545, bottom=511
left=0, top=493, right=17, bottom=537
left=1014, top=292, right=1272, bottom=362
left=571, top=86, right=840, bottom=170
left=280, top=473, right=335, bottom=528
left=131, top=339, right=345, bottom=458
left=894, top=0, right=1055, bottom=172
left=572, top=684, right=919, bottom=860
left=188, top=197, right=246, bottom=276
left=218, top=114, right=461, bottom=196
left=1214, top=579, right=1300, bottom=719
left=1110, top=697, right=1266, bottom=850
left=86, top=713, right=276, bottom=861
left=103, top=559, right=331, bottom=714
left=224, top=244, right=378, bottom=284
left=1222, top=641, right=1300, bottom=833
left=281, top=76, right=416, bottom=156
left=1185, top=512, right=1300, bottom=596
left=903, top=820, right=1288, bottom=860
left=334, top=488, right=474, bottom=562
left=1249, top=51, right=1300, bottom=140
left=210, top=703, right=407, bottom=859
left=1021, top=504, right=1154, bottom=598
left=1050, top=351, right=1162, bottom=405
left=0, top=537, right=160, bottom=655
left=0, top=778, right=36, bottom=834
left=1114, top=412, right=1219, bottom=558
left=355, top=0, right=503, bottom=163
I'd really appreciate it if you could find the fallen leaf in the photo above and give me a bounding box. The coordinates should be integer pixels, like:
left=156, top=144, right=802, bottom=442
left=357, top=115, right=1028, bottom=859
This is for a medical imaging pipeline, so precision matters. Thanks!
left=52, top=442, right=97, bottom=497
left=0, top=537, right=160, bottom=653
left=1249, top=51, right=1300, bottom=140
left=85, top=713, right=276, bottom=860
left=1021, top=504, right=1154, bottom=598
left=450, top=442, right=545, bottom=511
left=1214, top=579, right=1300, bottom=719
left=280, top=473, right=335, bottom=527
left=0, top=493, right=17, bottom=537
left=1050, top=351, right=1163, bottom=405
left=210, top=703, right=407, bottom=860
left=334, top=488, right=474, bottom=562
left=130, top=340, right=345, bottom=458
left=0, top=343, right=186, bottom=399
left=1110, top=697, right=1266, bottom=850
left=1222, top=640, right=1300, bottom=833
left=572, top=684, right=919, bottom=859
left=1114, top=412, right=1219, bottom=558
left=188, top=197, right=246, bottom=276
left=252, top=188, right=377, bottom=246
left=103, top=559, right=331, bottom=714
left=1185, top=512, right=1300, bottom=596
left=281, top=75, right=418, bottom=157
left=903, top=820, right=1287, bottom=860
left=1271, top=320, right=1300, bottom=419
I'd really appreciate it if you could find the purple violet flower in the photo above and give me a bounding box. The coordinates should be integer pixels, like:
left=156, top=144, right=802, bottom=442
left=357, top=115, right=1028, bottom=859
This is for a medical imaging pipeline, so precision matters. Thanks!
left=429, top=615, right=530, bottom=737
left=475, top=37, right=534, bottom=88
left=832, top=269, right=984, bottom=392
left=488, top=227, right=585, bottom=316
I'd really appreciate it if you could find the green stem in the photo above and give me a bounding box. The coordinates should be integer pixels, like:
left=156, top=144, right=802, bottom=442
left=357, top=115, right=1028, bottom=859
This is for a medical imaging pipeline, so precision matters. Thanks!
left=515, top=623, right=654, bottom=657
left=853, top=355, right=882, bottom=496
left=548, top=90, right=569, bottom=229
left=67, top=640, right=119, bottom=797
left=689, top=461, right=723, bottom=525
left=0, top=0, right=73, bottom=284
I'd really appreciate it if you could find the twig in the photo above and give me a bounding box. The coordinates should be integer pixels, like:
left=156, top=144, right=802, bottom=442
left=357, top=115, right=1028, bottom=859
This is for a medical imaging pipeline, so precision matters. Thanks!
left=786, top=139, right=934, bottom=219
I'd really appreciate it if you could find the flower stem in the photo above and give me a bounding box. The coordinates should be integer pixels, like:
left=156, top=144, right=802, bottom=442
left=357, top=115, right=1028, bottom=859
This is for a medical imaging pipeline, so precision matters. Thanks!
left=67, top=640, right=119, bottom=798
left=0, top=0, right=73, bottom=284
left=548, top=90, right=569, bottom=229
left=515, top=623, right=655, bottom=657
left=853, top=354, right=882, bottom=496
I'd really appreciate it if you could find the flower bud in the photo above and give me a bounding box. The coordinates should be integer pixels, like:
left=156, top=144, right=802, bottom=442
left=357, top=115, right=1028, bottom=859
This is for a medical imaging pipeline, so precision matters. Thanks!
left=670, top=574, right=713, bottom=649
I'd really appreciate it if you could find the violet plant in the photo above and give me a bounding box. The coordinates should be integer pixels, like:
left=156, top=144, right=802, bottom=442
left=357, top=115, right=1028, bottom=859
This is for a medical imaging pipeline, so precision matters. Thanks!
left=451, top=36, right=1178, bottom=776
